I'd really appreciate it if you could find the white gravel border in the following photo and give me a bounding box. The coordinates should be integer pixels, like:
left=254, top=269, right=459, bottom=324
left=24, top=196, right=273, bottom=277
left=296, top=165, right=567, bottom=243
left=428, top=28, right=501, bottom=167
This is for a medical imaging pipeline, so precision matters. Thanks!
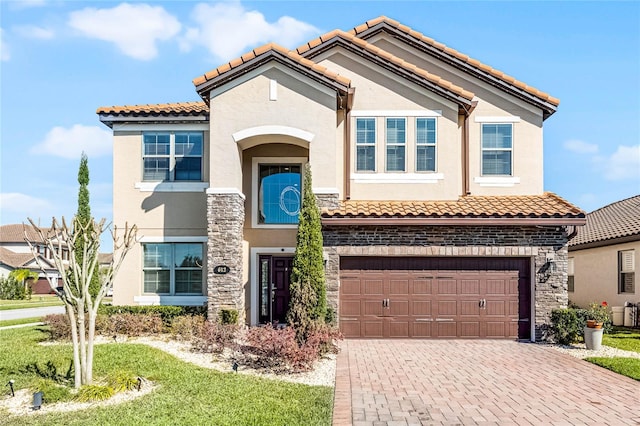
left=541, top=342, right=640, bottom=359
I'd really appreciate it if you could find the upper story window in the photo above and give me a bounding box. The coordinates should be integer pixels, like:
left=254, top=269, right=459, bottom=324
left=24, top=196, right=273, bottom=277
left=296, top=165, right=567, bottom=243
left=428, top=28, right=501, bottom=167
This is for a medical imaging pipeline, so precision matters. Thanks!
left=258, top=164, right=301, bottom=225
left=416, top=118, right=436, bottom=172
left=356, top=118, right=376, bottom=172
left=386, top=118, right=406, bottom=172
left=143, top=132, right=203, bottom=181
left=143, top=243, right=203, bottom=295
left=619, top=250, right=635, bottom=294
left=481, top=124, right=512, bottom=176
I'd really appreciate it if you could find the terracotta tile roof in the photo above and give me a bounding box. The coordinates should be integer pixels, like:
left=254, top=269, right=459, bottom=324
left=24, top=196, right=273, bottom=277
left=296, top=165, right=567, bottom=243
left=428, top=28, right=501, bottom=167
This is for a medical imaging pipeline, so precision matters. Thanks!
left=193, top=42, right=351, bottom=89
left=348, top=16, right=559, bottom=107
left=0, top=224, right=48, bottom=243
left=0, top=247, right=35, bottom=269
left=322, top=193, right=584, bottom=220
left=295, top=30, right=475, bottom=102
left=569, top=195, right=640, bottom=248
left=96, top=101, right=209, bottom=116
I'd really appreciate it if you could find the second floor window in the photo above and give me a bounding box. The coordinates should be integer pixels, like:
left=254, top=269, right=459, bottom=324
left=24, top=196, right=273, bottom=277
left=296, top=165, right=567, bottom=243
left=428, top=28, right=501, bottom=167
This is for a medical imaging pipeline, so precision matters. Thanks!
left=356, top=118, right=376, bottom=171
left=416, top=118, right=436, bottom=172
left=481, top=124, right=512, bottom=176
left=386, top=118, right=406, bottom=172
left=143, top=132, right=203, bottom=181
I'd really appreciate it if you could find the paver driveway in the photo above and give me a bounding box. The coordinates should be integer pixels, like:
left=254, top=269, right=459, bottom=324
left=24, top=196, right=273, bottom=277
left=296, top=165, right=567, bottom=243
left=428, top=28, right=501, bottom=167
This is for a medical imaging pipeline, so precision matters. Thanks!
left=332, top=340, right=640, bottom=425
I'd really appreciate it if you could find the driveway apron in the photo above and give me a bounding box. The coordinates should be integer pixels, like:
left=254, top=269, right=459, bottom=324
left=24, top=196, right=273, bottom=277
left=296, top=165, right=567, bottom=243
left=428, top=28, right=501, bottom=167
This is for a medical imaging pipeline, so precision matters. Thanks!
left=333, top=339, right=640, bottom=425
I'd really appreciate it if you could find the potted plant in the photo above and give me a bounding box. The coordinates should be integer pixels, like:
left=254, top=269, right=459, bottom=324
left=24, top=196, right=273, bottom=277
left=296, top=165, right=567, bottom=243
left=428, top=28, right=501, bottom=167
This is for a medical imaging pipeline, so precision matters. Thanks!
left=583, top=302, right=610, bottom=350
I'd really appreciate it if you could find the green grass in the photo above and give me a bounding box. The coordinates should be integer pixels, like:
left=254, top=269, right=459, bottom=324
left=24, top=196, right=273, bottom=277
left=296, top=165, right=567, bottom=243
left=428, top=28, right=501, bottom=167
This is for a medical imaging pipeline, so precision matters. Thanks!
left=602, top=327, right=640, bottom=353
left=0, top=296, right=63, bottom=311
left=0, top=326, right=333, bottom=425
left=585, top=357, right=640, bottom=381
left=0, top=317, right=43, bottom=327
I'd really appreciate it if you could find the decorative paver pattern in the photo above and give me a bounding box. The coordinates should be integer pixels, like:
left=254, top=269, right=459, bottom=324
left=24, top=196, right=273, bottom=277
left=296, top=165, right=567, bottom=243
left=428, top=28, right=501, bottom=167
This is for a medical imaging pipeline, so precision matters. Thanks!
left=333, top=340, right=640, bottom=425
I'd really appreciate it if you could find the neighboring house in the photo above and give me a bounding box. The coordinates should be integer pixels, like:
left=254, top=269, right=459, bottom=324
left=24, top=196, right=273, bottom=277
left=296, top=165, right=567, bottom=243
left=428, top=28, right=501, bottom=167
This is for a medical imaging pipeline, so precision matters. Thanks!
left=97, top=16, right=585, bottom=341
left=568, top=195, right=639, bottom=309
left=0, top=224, right=65, bottom=294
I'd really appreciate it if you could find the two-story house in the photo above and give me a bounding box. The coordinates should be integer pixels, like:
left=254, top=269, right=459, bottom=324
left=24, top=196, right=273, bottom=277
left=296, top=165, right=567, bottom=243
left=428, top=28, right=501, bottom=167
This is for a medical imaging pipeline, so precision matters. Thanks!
left=98, top=17, right=584, bottom=341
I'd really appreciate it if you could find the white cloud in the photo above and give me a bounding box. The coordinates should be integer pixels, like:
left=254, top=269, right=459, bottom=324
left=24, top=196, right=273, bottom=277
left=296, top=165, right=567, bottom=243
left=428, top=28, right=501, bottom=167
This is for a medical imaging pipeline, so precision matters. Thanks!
left=0, top=193, right=52, bottom=215
left=597, top=145, right=640, bottom=181
left=31, top=124, right=112, bottom=159
left=180, top=2, right=319, bottom=61
left=563, top=139, right=598, bottom=154
left=0, top=28, right=9, bottom=61
left=14, top=25, right=55, bottom=40
left=68, top=3, right=181, bottom=60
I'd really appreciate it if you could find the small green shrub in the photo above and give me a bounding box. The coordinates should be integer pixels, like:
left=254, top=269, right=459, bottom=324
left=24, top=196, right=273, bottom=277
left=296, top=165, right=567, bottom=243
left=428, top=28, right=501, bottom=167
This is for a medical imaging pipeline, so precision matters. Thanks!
left=106, top=371, right=138, bottom=393
left=550, top=308, right=581, bottom=345
left=0, top=276, right=27, bottom=300
left=324, top=306, right=336, bottom=325
left=33, top=379, right=73, bottom=404
left=98, top=305, right=186, bottom=327
left=76, top=384, right=114, bottom=402
left=219, top=309, right=238, bottom=325
left=96, top=313, right=163, bottom=336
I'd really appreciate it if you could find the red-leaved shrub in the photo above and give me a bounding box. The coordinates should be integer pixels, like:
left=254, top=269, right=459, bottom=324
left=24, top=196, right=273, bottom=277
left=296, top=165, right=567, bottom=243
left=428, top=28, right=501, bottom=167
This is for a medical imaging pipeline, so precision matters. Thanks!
left=191, top=320, right=237, bottom=354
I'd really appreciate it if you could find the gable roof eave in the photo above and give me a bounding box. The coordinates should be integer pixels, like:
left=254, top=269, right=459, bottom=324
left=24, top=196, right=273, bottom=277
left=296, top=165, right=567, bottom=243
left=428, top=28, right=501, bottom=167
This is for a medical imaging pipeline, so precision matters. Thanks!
left=193, top=44, right=351, bottom=106
left=351, top=18, right=559, bottom=119
left=296, top=30, right=476, bottom=113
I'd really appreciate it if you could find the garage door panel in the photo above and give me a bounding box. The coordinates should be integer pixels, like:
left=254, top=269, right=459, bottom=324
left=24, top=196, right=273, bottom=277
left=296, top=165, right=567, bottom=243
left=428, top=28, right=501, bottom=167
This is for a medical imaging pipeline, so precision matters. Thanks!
left=437, top=300, right=457, bottom=316
left=486, top=300, right=506, bottom=316
left=460, top=300, right=480, bottom=316
left=412, top=321, right=431, bottom=337
left=363, top=300, right=384, bottom=316
left=389, top=279, right=409, bottom=295
left=460, top=322, right=480, bottom=337
left=363, top=321, right=384, bottom=338
left=341, top=279, right=361, bottom=295
left=340, top=319, right=361, bottom=338
left=389, top=321, right=409, bottom=337
left=487, top=279, right=506, bottom=295
left=460, top=280, right=480, bottom=295
left=486, top=322, right=506, bottom=338
left=509, top=300, right=519, bottom=316
left=389, top=300, right=409, bottom=316
left=436, top=322, right=457, bottom=338
left=363, top=280, right=384, bottom=295
left=341, top=300, right=361, bottom=316
left=411, top=300, right=432, bottom=316
left=412, top=279, right=432, bottom=294
left=437, top=280, right=457, bottom=295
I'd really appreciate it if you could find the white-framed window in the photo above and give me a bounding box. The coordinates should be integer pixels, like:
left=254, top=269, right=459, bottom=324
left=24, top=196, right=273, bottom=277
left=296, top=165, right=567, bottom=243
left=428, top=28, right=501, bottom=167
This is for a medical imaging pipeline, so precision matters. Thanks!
left=568, top=257, right=575, bottom=293
left=143, top=132, right=203, bottom=181
left=481, top=123, right=512, bottom=176
left=619, top=250, right=635, bottom=293
left=386, top=118, right=406, bottom=172
left=143, top=243, right=203, bottom=295
left=258, top=164, right=301, bottom=225
left=356, top=118, right=376, bottom=172
left=416, top=118, right=436, bottom=172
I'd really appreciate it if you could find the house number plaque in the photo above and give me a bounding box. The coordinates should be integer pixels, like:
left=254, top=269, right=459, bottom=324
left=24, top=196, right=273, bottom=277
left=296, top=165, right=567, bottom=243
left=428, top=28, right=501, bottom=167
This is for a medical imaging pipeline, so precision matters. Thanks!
left=213, top=265, right=230, bottom=275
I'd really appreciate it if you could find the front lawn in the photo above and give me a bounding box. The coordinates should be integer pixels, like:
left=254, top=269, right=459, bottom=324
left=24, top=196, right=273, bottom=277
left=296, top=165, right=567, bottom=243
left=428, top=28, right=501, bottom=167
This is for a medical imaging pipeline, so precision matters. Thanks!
left=584, top=357, right=640, bottom=381
left=0, top=326, right=333, bottom=425
left=585, top=326, right=640, bottom=381
left=0, top=317, right=43, bottom=328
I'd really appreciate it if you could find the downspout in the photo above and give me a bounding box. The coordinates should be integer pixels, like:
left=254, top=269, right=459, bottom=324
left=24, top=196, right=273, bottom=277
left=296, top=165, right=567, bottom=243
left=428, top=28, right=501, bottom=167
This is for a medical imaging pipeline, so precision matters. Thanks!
left=344, top=88, right=355, bottom=200
left=461, top=101, right=478, bottom=196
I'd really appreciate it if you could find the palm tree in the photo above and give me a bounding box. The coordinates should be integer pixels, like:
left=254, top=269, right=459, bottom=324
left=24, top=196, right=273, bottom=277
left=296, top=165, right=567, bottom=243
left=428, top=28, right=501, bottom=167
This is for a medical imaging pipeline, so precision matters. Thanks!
left=9, top=268, right=39, bottom=298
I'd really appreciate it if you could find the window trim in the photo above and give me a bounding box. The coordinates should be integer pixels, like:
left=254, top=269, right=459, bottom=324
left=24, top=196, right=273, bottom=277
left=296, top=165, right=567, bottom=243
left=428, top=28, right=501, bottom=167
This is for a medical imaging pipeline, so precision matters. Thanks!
left=142, top=131, right=203, bottom=183
left=480, top=123, right=513, bottom=177
left=142, top=242, right=204, bottom=296
left=415, top=117, right=437, bottom=173
left=251, top=157, right=307, bottom=229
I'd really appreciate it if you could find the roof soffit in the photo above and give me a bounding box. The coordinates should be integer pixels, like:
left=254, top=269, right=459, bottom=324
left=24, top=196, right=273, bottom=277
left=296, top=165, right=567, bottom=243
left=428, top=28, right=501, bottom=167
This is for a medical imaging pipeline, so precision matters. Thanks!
left=353, top=21, right=559, bottom=119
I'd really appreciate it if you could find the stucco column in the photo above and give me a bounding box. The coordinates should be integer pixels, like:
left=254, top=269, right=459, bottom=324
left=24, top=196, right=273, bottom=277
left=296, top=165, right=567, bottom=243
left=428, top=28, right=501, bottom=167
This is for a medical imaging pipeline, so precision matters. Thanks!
left=206, top=192, right=245, bottom=324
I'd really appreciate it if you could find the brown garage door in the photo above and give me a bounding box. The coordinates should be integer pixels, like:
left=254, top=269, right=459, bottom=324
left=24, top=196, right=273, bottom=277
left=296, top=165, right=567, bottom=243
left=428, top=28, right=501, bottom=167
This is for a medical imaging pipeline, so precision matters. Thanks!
left=339, top=257, right=530, bottom=339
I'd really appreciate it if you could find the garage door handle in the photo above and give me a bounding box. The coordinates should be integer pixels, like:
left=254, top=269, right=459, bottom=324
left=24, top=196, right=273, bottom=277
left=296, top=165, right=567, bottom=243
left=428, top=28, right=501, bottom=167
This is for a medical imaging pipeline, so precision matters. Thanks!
left=382, top=298, right=390, bottom=308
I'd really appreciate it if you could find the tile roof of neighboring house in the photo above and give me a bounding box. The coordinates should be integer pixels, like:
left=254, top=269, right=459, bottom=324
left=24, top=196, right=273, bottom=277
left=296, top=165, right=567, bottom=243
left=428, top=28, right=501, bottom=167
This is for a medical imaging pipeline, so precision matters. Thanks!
left=98, top=253, right=113, bottom=264
left=569, top=195, right=640, bottom=249
left=0, top=224, right=48, bottom=243
left=193, top=42, right=351, bottom=96
left=0, top=247, right=35, bottom=269
left=96, top=101, right=209, bottom=117
left=294, top=30, right=475, bottom=105
left=322, top=193, right=584, bottom=222
left=348, top=16, right=559, bottom=113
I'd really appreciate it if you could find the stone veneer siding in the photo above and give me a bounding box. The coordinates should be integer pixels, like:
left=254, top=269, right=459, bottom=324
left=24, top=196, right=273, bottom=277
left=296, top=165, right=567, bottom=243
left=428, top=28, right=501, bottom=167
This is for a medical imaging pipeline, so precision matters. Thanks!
left=207, top=193, right=245, bottom=324
left=322, top=225, right=570, bottom=341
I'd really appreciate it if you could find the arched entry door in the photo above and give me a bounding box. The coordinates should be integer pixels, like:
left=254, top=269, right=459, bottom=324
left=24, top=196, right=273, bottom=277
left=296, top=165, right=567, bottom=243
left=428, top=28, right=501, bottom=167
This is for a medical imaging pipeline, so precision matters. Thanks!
left=258, top=255, right=293, bottom=324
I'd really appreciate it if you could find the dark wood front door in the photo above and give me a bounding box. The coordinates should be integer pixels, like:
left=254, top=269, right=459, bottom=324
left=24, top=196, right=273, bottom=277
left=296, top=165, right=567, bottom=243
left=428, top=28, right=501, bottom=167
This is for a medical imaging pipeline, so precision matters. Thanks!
left=259, top=256, right=293, bottom=324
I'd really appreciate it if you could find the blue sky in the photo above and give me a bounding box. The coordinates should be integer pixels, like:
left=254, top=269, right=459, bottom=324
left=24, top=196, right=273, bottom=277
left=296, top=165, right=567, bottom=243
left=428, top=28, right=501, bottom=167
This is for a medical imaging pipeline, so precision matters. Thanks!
left=1, top=1, right=639, bottom=252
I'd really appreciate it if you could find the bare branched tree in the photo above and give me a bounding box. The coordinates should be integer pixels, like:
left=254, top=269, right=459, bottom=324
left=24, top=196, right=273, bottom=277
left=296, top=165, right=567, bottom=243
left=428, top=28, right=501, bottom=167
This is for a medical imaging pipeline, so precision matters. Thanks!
left=25, top=217, right=137, bottom=388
